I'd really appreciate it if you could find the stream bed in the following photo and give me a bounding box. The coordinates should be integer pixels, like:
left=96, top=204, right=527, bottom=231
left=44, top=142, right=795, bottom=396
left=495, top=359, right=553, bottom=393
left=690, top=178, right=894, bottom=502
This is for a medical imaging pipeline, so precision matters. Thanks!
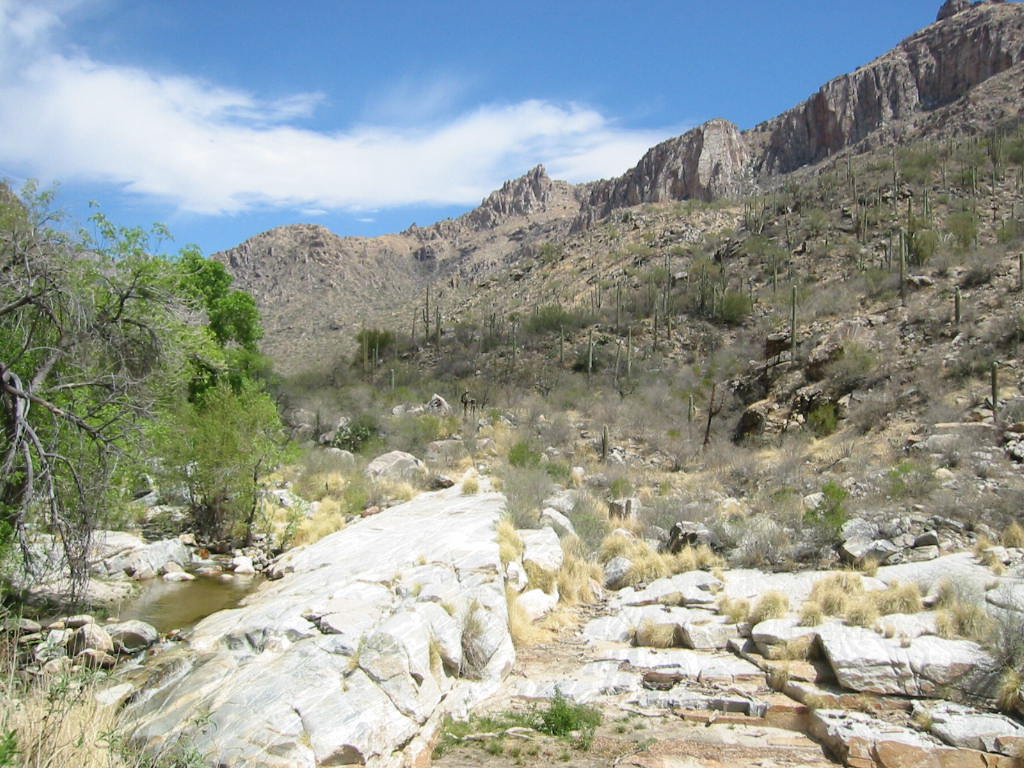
left=114, top=572, right=261, bottom=634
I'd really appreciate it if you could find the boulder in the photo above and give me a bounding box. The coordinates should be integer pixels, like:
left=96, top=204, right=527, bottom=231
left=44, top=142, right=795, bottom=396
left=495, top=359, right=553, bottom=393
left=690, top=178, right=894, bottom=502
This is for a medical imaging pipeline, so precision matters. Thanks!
left=516, top=589, right=559, bottom=622
left=937, top=0, right=972, bottom=22
left=519, top=527, right=564, bottom=574
left=68, top=623, right=114, bottom=656
left=603, top=557, right=634, bottom=590
left=918, top=701, right=1024, bottom=754
left=92, top=535, right=191, bottom=580
left=231, top=555, right=256, bottom=575
left=817, top=624, right=998, bottom=699
left=365, top=451, right=428, bottom=484
left=106, top=620, right=160, bottom=654
left=425, top=394, right=452, bottom=416
left=539, top=508, right=575, bottom=538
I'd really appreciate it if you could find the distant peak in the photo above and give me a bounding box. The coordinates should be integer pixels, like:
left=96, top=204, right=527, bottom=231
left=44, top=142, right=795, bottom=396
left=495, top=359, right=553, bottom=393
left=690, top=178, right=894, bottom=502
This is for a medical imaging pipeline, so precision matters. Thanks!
left=937, top=0, right=973, bottom=21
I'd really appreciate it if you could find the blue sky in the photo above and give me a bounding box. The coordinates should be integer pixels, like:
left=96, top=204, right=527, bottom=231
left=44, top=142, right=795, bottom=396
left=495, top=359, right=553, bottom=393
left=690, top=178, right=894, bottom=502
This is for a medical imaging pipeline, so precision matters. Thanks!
left=1, top=0, right=955, bottom=255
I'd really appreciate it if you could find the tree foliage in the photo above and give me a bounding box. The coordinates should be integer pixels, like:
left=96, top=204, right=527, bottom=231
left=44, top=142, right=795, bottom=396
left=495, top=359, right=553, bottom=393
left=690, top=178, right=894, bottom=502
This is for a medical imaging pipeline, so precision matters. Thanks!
left=0, top=185, right=195, bottom=594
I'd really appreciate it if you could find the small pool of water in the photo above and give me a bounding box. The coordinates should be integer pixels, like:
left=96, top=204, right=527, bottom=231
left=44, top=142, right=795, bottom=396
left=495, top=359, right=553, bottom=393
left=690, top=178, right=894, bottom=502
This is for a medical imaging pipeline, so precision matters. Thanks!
left=114, top=573, right=262, bottom=634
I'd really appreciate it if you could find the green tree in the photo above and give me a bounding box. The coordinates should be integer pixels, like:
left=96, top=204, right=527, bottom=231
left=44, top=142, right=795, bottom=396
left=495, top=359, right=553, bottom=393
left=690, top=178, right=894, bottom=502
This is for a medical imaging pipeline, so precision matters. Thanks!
left=0, top=185, right=196, bottom=594
left=154, top=380, right=287, bottom=544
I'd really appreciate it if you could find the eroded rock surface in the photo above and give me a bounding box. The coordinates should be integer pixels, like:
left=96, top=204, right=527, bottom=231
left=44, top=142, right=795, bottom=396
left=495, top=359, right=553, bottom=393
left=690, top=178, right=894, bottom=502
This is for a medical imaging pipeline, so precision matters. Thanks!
left=125, top=486, right=513, bottom=768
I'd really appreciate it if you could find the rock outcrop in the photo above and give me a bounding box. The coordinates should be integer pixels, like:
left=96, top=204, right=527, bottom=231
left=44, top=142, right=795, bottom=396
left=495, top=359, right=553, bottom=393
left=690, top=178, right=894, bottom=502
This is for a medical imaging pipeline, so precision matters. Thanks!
left=746, top=1, right=1024, bottom=175
left=938, top=0, right=973, bottom=22
left=124, top=486, right=513, bottom=768
left=573, top=118, right=750, bottom=231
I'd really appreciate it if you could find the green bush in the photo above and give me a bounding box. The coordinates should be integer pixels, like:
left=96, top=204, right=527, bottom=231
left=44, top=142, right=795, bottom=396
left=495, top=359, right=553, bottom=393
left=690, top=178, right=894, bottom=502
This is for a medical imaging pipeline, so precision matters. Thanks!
left=718, top=290, right=753, bottom=326
left=525, top=304, right=589, bottom=336
left=888, top=460, right=935, bottom=499
left=333, top=414, right=380, bottom=453
left=805, top=480, right=849, bottom=540
left=508, top=440, right=542, bottom=468
left=807, top=402, right=840, bottom=437
left=947, top=210, right=978, bottom=250
left=534, top=690, right=602, bottom=740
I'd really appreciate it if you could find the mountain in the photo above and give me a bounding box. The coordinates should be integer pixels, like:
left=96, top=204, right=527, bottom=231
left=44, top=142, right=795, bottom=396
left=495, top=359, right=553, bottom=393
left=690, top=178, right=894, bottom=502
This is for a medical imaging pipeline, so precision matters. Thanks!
left=215, top=0, right=1024, bottom=375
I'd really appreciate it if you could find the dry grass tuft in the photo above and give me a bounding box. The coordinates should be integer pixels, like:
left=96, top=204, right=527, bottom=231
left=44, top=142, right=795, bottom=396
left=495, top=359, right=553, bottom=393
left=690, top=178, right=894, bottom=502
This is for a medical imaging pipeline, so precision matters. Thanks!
left=749, top=591, right=791, bottom=625
left=497, top=519, right=525, bottom=565
left=667, top=544, right=724, bottom=574
left=997, top=667, right=1023, bottom=714
left=506, top=587, right=549, bottom=647
left=872, top=582, right=923, bottom=615
left=718, top=596, right=751, bottom=625
left=1002, top=521, right=1024, bottom=549
left=799, top=601, right=826, bottom=627
left=292, top=497, right=347, bottom=546
left=810, top=572, right=864, bottom=616
left=461, top=474, right=480, bottom=495
left=523, top=561, right=557, bottom=594
left=844, top=596, right=880, bottom=628
left=935, top=600, right=995, bottom=642
left=597, top=533, right=669, bottom=587
left=556, top=553, right=603, bottom=605
left=635, top=620, right=678, bottom=648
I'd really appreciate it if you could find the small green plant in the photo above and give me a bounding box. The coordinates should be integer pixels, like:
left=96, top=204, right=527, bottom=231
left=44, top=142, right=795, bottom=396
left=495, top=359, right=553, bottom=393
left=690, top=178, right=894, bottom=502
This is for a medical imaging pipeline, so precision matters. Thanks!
left=535, top=690, right=602, bottom=741
left=807, top=402, right=840, bottom=437
left=887, top=460, right=935, bottom=499
left=508, top=440, right=542, bottom=468
left=805, top=480, right=849, bottom=539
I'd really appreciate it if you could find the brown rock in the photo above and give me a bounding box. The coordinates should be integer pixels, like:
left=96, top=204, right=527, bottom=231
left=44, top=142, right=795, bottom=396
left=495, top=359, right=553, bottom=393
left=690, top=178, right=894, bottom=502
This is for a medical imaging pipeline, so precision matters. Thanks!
left=68, top=623, right=114, bottom=656
left=937, top=0, right=973, bottom=22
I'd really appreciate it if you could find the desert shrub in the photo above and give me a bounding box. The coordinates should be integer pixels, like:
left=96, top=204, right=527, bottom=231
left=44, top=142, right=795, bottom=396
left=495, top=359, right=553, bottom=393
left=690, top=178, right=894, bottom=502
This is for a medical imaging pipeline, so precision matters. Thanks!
left=567, top=492, right=610, bottom=553
left=804, top=481, right=849, bottom=541
left=947, top=210, right=978, bottom=250
left=333, top=413, right=380, bottom=453
left=507, top=440, right=542, bottom=468
left=461, top=474, right=480, bottom=495
left=635, top=619, right=678, bottom=648
left=598, top=533, right=668, bottom=587
left=826, top=341, right=880, bottom=393
left=525, top=304, right=589, bottom=335
left=387, top=412, right=453, bottom=455
left=731, top=516, right=793, bottom=568
left=534, top=690, right=602, bottom=741
left=502, top=467, right=552, bottom=528
left=718, top=290, right=753, bottom=325
left=887, top=460, right=935, bottom=499
left=960, top=261, right=994, bottom=288
left=749, top=591, right=791, bottom=624
left=807, top=402, right=840, bottom=437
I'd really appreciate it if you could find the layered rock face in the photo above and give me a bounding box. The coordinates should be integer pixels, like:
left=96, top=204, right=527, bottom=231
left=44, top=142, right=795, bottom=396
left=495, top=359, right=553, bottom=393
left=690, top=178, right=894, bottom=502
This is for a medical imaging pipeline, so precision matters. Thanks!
left=747, top=1, right=1024, bottom=174
left=573, top=119, right=750, bottom=231
left=125, top=487, right=514, bottom=768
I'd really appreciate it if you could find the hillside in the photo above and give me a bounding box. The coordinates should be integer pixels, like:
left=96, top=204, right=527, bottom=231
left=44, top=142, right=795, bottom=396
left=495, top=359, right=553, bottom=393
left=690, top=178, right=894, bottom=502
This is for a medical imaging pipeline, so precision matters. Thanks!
left=216, top=0, right=1024, bottom=377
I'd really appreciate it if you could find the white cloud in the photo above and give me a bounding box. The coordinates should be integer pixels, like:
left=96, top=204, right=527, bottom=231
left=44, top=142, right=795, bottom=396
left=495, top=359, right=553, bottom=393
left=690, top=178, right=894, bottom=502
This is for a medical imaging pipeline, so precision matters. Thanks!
left=0, top=4, right=670, bottom=216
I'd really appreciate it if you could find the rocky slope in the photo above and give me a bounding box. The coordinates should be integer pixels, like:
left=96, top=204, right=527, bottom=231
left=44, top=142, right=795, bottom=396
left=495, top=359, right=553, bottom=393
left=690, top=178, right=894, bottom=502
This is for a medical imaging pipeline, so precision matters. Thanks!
left=217, top=1, right=1024, bottom=376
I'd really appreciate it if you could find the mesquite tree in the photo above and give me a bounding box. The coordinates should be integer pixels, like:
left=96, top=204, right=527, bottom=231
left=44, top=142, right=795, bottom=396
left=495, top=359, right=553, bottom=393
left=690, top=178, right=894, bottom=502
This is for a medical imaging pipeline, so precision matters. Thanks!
left=0, top=186, right=193, bottom=596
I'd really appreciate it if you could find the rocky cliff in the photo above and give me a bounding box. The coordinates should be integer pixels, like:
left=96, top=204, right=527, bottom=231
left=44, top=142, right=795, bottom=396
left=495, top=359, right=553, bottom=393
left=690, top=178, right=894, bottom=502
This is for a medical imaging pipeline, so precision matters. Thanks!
left=571, top=1, right=1024, bottom=230
left=572, top=118, right=751, bottom=231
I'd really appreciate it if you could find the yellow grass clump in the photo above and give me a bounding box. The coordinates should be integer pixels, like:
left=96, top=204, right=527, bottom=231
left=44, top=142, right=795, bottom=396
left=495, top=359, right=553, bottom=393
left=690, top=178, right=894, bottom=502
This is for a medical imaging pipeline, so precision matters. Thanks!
left=810, top=572, right=864, bottom=617
left=1002, top=521, right=1024, bottom=549
left=461, top=474, right=480, bottom=495
left=497, top=519, right=525, bottom=565
left=635, top=620, right=678, bottom=648
left=718, top=596, right=751, bottom=625
left=799, top=601, right=826, bottom=627
left=506, top=587, right=549, bottom=647
left=871, top=581, right=923, bottom=615
left=749, top=591, right=791, bottom=625
left=556, top=552, right=603, bottom=605
left=935, top=600, right=996, bottom=643
left=292, top=497, right=348, bottom=546
left=844, top=596, right=880, bottom=628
